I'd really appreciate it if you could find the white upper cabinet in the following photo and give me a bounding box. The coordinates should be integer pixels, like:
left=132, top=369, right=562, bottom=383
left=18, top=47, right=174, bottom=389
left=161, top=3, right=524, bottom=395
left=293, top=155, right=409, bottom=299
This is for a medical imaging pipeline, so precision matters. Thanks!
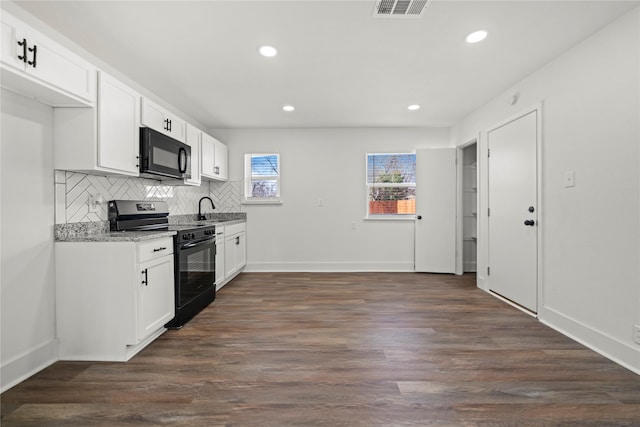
left=141, top=98, right=186, bottom=142
left=183, top=123, right=202, bottom=186
left=214, top=139, right=228, bottom=181
left=54, top=71, right=140, bottom=176
left=201, top=132, right=216, bottom=178
left=97, top=72, right=141, bottom=175
left=201, top=132, right=228, bottom=181
left=1, top=11, right=96, bottom=106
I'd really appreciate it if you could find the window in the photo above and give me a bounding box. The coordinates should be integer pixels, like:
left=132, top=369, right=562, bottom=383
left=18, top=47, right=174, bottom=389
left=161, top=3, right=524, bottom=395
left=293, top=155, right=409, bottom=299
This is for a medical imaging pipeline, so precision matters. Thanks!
left=244, top=153, right=281, bottom=203
left=366, top=153, right=416, bottom=217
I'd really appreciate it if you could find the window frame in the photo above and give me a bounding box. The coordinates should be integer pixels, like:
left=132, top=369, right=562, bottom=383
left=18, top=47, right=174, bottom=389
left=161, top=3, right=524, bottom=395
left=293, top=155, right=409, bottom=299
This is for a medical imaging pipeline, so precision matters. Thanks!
left=243, top=152, right=282, bottom=205
left=365, top=152, right=416, bottom=220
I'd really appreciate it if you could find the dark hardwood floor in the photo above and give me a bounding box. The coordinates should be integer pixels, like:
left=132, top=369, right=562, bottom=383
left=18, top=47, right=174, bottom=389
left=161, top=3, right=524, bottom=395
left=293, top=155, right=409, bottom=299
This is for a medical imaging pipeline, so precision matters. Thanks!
left=2, top=272, right=639, bottom=426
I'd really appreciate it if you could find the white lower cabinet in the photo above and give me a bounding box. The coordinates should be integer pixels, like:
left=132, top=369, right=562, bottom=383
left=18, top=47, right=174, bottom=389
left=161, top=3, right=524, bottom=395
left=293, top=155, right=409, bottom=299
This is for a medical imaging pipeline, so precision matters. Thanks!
left=216, top=222, right=246, bottom=290
left=56, top=237, right=175, bottom=361
left=215, top=227, right=226, bottom=288
left=224, top=223, right=247, bottom=280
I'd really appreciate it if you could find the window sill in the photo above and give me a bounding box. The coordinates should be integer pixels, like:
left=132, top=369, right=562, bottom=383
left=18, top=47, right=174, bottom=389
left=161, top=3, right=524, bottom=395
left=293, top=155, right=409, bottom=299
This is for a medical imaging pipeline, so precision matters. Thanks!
left=242, top=200, right=283, bottom=206
left=364, top=215, right=416, bottom=221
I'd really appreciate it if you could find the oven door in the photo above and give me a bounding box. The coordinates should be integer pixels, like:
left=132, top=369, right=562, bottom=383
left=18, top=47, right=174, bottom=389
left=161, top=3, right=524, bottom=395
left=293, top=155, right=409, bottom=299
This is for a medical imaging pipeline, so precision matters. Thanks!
left=176, top=237, right=216, bottom=308
left=140, top=127, right=191, bottom=179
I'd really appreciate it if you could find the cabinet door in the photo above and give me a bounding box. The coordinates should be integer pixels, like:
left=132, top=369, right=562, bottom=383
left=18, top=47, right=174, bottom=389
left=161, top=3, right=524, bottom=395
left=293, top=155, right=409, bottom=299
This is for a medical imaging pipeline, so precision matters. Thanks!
left=215, top=236, right=225, bottom=286
left=164, top=110, right=186, bottom=142
left=141, top=98, right=186, bottom=142
left=28, top=29, right=96, bottom=103
left=201, top=132, right=216, bottom=178
left=184, top=124, right=201, bottom=186
left=213, top=139, right=228, bottom=181
left=224, top=231, right=246, bottom=278
left=1, top=12, right=96, bottom=104
left=1, top=17, right=27, bottom=71
left=138, top=255, right=175, bottom=341
left=224, top=235, right=237, bottom=278
left=140, top=98, right=166, bottom=133
left=236, top=232, right=246, bottom=270
left=98, top=72, right=140, bottom=175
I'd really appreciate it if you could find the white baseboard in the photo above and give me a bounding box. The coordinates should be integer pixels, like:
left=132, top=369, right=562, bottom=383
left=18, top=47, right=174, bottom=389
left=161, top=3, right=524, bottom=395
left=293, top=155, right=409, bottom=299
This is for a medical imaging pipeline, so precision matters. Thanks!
left=245, top=261, right=415, bottom=272
left=539, top=306, right=640, bottom=375
left=1, top=338, right=58, bottom=393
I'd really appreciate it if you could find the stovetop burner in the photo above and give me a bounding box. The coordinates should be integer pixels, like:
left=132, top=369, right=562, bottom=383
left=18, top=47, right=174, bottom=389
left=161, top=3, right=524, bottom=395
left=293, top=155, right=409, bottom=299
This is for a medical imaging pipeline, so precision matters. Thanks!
left=108, top=200, right=216, bottom=244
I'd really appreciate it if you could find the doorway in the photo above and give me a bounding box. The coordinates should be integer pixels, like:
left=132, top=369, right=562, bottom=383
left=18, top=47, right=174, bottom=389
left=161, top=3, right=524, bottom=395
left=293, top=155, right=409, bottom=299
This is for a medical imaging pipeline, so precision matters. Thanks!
left=486, top=107, right=540, bottom=314
left=414, top=148, right=457, bottom=273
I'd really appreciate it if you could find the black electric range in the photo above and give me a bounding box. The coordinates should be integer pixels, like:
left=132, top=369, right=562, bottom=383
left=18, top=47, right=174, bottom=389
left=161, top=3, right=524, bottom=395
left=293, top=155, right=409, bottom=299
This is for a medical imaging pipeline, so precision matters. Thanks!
left=108, top=200, right=216, bottom=328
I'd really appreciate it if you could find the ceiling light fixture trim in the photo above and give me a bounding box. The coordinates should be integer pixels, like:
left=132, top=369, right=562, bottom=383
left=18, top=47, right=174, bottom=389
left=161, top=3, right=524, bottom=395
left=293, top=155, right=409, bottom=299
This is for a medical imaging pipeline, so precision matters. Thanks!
left=259, top=45, right=278, bottom=57
left=466, top=30, right=488, bottom=44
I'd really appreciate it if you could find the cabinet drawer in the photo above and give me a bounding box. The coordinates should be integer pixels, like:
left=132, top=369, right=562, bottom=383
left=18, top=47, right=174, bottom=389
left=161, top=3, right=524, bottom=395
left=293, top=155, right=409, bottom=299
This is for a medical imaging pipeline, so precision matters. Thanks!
left=215, top=228, right=225, bottom=239
left=225, top=222, right=245, bottom=236
left=137, top=237, right=174, bottom=263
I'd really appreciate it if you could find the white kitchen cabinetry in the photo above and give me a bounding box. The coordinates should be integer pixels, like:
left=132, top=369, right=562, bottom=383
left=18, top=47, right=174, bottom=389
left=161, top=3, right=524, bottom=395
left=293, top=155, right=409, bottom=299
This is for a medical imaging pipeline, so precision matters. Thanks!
left=224, top=222, right=246, bottom=280
left=54, top=71, right=140, bottom=176
left=56, top=237, right=175, bottom=361
left=1, top=11, right=96, bottom=106
left=214, top=139, right=228, bottom=180
left=141, top=98, right=186, bottom=142
left=183, top=123, right=202, bottom=186
left=201, top=132, right=228, bottom=181
left=215, top=227, right=226, bottom=288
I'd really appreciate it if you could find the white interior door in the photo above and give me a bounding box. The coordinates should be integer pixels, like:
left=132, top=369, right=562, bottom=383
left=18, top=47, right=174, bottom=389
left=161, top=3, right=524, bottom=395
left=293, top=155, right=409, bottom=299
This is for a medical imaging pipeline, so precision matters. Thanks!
left=415, top=149, right=457, bottom=273
left=487, top=110, right=538, bottom=312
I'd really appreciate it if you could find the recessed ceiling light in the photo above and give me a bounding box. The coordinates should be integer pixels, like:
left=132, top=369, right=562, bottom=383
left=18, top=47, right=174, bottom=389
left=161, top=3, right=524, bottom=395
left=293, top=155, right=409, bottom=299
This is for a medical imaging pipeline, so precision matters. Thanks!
left=408, top=104, right=421, bottom=111
left=259, top=45, right=277, bottom=57
left=282, top=105, right=295, bottom=112
left=466, top=30, right=488, bottom=44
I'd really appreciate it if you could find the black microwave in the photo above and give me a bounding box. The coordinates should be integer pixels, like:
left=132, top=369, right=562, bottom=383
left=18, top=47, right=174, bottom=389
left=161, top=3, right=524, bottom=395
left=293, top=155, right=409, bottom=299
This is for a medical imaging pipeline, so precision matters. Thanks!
left=139, top=127, right=191, bottom=180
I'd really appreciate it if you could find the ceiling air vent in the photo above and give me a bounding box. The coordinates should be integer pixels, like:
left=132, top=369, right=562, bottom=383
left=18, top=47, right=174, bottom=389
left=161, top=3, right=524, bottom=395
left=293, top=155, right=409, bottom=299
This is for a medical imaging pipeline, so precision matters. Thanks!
left=373, top=0, right=430, bottom=17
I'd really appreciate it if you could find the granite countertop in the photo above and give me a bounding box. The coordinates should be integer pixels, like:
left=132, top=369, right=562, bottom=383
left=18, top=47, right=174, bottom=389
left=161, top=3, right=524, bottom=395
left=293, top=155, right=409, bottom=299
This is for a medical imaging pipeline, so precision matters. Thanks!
left=55, top=213, right=246, bottom=243
left=56, top=229, right=177, bottom=243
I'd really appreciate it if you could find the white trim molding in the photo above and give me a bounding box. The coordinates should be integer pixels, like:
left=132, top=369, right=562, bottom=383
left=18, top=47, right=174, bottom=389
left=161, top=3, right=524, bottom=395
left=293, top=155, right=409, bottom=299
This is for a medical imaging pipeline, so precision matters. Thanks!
left=1, top=339, right=58, bottom=393
left=540, top=306, right=640, bottom=375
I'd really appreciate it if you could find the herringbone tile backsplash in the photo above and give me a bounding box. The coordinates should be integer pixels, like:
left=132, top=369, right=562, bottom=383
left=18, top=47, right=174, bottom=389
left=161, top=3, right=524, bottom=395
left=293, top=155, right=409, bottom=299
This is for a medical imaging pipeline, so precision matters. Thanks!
left=55, top=171, right=242, bottom=224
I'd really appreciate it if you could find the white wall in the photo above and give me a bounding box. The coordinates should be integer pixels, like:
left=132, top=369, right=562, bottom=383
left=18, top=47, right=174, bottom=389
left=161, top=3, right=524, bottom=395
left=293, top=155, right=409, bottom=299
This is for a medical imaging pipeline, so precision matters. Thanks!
left=212, top=127, right=450, bottom=271
left=453, top=8, right=640, bottom=373
left=1, top=89, right=58, bottom=391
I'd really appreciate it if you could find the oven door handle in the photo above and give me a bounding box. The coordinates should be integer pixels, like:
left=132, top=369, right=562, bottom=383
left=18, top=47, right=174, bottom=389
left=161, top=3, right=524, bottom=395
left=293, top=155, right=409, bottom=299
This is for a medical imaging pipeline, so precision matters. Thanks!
left=180, top=238, right=215, bottom=250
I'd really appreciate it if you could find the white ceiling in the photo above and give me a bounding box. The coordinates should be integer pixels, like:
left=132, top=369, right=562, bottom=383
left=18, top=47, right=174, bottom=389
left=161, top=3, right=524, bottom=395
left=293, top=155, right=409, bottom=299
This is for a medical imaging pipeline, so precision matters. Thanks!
left=13, top=0, right=638, bottom=129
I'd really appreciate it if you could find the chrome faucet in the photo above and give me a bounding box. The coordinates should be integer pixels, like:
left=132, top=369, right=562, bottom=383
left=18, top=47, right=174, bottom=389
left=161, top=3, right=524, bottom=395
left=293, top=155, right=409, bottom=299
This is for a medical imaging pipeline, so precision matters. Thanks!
left=198, top=197, right=215, bottom=221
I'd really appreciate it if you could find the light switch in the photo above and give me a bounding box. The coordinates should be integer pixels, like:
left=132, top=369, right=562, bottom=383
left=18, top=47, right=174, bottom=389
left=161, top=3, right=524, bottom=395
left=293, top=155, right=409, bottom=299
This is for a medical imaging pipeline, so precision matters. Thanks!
left=564, top=171, right=575, bottom=188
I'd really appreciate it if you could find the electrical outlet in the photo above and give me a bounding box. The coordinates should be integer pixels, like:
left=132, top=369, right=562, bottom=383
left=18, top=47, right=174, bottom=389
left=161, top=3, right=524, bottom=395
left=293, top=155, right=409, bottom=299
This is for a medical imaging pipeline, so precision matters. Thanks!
left=634, top=325, right=640, bottom=345
left=564, top=170, right=575, bottom=188
left=87, top=193, right=102, bottom=213
left=351, top=221, right=357, bottom=229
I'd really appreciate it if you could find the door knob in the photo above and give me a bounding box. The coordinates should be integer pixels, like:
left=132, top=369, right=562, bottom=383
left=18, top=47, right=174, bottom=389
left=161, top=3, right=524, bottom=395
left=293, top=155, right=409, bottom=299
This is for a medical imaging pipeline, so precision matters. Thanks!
left=416, top=215, right=422, bottom=220
left=528, top=206, right=535, bottom=213
left=524, top=219, right=535, bottom=226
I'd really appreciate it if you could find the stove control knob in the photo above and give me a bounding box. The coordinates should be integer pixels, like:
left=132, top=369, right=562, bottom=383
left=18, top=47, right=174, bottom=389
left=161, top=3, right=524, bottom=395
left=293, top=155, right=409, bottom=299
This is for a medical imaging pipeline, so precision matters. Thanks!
left=191, top=233, right=195, bottom=239
left=182, top=234, right=189, bottom=240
